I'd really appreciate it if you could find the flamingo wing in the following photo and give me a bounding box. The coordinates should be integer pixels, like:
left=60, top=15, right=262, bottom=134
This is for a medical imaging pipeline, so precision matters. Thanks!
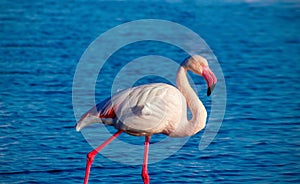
left=106, top=83, right=185, bottom=136
left=96, top=97, right=116, bottom=119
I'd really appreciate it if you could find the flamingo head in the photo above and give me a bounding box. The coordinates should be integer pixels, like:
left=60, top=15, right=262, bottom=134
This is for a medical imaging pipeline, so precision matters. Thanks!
left=183, top=55, right=217, bottom=96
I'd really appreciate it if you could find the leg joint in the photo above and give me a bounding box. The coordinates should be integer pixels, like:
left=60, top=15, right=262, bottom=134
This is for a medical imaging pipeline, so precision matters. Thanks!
left=141, top=169, right=150, bottom=184
left=87, top=150, right=97, bottom=162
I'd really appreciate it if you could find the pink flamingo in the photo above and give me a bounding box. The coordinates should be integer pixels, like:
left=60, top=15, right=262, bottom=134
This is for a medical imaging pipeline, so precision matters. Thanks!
left=75, top=55, right=217, bottom=184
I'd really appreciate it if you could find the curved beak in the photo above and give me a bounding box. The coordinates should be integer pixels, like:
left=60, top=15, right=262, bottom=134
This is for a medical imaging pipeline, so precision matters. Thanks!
left=202, top=66, right=217, bottom=96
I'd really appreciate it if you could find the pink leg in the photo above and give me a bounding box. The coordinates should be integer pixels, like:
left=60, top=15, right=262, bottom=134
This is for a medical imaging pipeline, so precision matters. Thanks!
left=142, top=136, right=151, bottom=184
left=84, top=130, right=123, bottom=184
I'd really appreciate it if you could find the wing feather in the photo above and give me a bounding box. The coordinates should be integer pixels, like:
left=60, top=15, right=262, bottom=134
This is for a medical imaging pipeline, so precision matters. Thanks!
left=95, top=83, right=185, bottom=135
left=96, top=97, right=116, bottom=118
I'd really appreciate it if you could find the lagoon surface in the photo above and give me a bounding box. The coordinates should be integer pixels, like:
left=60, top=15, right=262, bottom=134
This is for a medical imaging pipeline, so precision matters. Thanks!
left=1, top=0, right=300, bottom=183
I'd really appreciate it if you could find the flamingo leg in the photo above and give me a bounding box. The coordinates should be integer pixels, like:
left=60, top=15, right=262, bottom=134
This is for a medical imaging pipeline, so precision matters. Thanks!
left=84, top=130, right=123, bottom=184
left=142, top=136, right=151, bottom=184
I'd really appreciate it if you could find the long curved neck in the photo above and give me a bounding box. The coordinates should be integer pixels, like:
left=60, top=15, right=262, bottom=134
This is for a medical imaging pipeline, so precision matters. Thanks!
left=171, top=66, right=207, bottom=137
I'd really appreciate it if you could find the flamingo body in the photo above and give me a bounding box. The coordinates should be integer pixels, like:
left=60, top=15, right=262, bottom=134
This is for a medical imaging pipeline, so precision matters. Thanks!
left=97, top=83, right=186, bottom=136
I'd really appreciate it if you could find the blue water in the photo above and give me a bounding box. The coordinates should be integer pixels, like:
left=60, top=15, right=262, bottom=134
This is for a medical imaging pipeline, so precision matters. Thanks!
left=1, top=0, right=300, bottom=183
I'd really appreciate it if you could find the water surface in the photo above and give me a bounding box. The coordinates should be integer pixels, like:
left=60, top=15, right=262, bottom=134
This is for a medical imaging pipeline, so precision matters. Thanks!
left=1, top=0, right=300, bottom=183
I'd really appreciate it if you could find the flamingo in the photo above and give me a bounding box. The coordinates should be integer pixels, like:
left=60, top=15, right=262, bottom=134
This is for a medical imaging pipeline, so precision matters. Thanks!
left=75, top=55, right=217, bottom=184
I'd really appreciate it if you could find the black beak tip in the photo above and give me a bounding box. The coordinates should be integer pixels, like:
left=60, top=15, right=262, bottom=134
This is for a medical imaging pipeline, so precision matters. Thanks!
left=207, top=83, right=216, bottom=96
